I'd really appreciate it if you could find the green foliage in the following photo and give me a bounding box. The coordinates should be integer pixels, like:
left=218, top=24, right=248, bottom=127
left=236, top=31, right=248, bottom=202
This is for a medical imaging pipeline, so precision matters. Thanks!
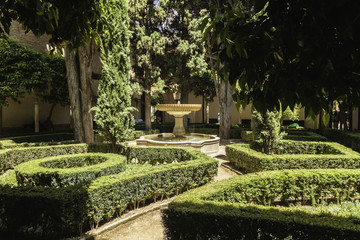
left=128, top=0, right=166, bottom=94
left=241, top=130, right=254, bottom=142
left=252, top=108, right=285, bottom=154
left=163, top=169, right=360, bottom=240
left=94, top=0, right=134, bottom=147
left=0, top=144, right=88, bottom=173
left=42, top=55, right=69, bottom=106
left=0, top=35, right=50, bottom=104
left=127, top=146, right=195, bottom=165
left=12, top=0, right=107, bottom=48
left=190, top=70, right=216, bottom=100
left=282, top=105, right=301, bottom=121
left=285, top=130, right=327, bottom=142
left=0, top=0, right=16, bottom=34
left=226, top=141, right=360, bottom=173
left=205, top=0, right=360, bottom=115
left=0, top=145, right=218, bottom=238
left=320, top=128, right=360, bottom=153
left=0, top=35, right=68, bottom=107
left=15, top=153, right=126, bottom=187
left=0, top=133, right=75, bottom=149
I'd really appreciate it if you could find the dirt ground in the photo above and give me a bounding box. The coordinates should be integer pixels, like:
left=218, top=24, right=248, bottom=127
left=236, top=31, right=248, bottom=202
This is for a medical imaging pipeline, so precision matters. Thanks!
left=85, top=141, right=241, bottom=240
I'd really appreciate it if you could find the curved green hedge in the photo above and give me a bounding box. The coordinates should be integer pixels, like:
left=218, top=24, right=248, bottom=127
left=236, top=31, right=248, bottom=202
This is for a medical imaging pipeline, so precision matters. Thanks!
left=226, top=141, right=360, bottom=172
left=163, top=169, right=360, bottom=240
left=0, top=143, right=89, bottom=173
left=15, top=153, right=127, bottom=187
left=0, top=145, right=218, bottom=239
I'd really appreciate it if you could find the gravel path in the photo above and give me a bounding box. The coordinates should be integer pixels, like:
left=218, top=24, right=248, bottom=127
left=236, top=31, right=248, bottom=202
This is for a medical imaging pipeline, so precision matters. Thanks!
left=85, top=140, right=241, bottom=240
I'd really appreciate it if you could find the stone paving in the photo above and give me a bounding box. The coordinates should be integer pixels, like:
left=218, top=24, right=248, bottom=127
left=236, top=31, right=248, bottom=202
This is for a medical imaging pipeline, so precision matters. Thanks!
left=82, top=140, right=241, bottom=240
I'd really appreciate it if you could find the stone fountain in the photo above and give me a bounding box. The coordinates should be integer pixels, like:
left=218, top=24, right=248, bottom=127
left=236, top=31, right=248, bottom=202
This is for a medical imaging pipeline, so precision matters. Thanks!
left=136, top=103, right=220, bottom=154
left=156, top=104, right=201, bottom=137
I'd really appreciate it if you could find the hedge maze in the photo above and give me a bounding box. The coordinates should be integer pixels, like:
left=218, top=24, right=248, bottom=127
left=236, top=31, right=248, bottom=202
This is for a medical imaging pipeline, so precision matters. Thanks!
left=163, top=136, right=360, bottom=240
left=0, top=142, right=218, bottom=239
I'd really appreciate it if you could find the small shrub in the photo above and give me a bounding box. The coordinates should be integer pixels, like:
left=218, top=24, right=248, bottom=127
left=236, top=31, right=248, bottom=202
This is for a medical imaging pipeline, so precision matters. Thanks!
left=252, top=108, right=286, bottom=154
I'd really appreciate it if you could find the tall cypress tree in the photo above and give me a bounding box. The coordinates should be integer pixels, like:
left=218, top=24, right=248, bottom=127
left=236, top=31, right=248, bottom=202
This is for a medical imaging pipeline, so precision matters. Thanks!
left=94, top=0, right=134, bottom=148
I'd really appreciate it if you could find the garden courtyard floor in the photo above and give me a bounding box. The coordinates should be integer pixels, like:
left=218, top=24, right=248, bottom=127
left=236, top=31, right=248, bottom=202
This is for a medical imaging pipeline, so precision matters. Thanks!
left=79, top=140, right=241, bottom=240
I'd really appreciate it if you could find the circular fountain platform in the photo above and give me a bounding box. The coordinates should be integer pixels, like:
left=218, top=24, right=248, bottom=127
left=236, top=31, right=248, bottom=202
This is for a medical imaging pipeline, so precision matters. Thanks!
left=136, top=133, right=220, bottom=154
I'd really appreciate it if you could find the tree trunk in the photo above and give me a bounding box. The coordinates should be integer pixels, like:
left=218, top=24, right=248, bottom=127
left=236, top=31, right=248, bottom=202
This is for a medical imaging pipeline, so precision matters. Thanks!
left=206, top=0, right=233, bottom=139
left=65, top=41, right=95, bottom=143
left=0, top=106, right=2, bottom=136
left=206, top=99, right=210, bottom=124
left=214, top=79, right=233, bottom=139
left=202, top=94, right=205, bottom=123
left=144, top=87, right=152, bottom=130
left=78, top=42, right=95, bottom=143
left=46, top=104, right=56, bottom=123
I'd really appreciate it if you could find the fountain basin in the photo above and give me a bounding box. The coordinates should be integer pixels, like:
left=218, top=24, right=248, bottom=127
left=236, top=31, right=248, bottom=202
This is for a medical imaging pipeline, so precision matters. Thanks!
left=136, top=133, right=220, bottom=154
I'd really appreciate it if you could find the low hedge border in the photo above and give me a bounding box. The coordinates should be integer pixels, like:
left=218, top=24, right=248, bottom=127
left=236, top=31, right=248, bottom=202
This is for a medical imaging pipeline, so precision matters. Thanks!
left=15, top=153, right=127, bottom=187
left=0, top=132, right=75, bottom=149
left=226, top=141, right=360, bottom=173
left=0, top=143, right=89, bottom=173
left=163, top=169, right=360, bottom=240
left=285, top=130, right=328, bottom=142
left=0, top=145, right=218, bottom=239
left=320, top=128, right=360, bottom=152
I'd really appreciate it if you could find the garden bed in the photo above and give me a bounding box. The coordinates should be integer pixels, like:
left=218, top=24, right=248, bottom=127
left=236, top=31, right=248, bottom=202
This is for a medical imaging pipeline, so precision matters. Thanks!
left=163, top=169, right=360, bottom=240
left=0, top=143, right=218, bottom=239
left=226, top=140, right=360, bottom=172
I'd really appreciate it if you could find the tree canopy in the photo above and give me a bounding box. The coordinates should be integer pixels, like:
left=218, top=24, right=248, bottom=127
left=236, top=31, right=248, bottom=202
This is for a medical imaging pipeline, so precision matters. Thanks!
left=206, top=0, right=360, bottom=116
left=0, top=35, right=68, bottom=106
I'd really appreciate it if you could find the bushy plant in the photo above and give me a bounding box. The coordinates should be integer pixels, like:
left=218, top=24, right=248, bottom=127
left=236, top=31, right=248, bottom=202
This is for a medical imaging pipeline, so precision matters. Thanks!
left=252, top=108, right=286, bottom=154
left=94, top=0, right=135, bottom=148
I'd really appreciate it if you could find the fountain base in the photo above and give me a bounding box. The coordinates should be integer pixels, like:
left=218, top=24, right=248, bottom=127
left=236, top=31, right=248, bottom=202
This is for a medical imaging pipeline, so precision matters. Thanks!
left=136, top=133, right=220, bottom=154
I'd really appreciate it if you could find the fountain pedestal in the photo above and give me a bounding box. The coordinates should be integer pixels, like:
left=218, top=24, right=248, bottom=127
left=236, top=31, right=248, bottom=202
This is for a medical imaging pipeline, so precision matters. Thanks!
left=173, top=115, right=186, bottom=136
left=156, top=104, right=201, bottom=137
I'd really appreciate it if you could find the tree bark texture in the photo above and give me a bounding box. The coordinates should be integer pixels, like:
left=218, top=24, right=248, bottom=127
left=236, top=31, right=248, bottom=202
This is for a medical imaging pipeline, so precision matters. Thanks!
left=0, top=106, right=2, bottom=136
left=144, top=88, right=152, bottom=130
left=65, top=41, right=95, bottom=143
left=214, top=79, right=233, bottom=139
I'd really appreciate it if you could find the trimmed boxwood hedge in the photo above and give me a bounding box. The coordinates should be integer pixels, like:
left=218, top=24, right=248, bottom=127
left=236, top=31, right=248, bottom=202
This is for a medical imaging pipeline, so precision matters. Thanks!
left=163, top=169, right=360, bottom=240
left=226, top=141, right=360, bottom=173
left=0, top=143, right=89, bottom=173
left=285, top=130, right=328, bottom=142
left=0, top=145, right=218, bottom=239
left=236, top=130, right=327, bottom=142
left=0, top=132, right=75, bottom=149
left=15, top=153, right=127, bottom=187
left=320, top=128, right=360, bottom=152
